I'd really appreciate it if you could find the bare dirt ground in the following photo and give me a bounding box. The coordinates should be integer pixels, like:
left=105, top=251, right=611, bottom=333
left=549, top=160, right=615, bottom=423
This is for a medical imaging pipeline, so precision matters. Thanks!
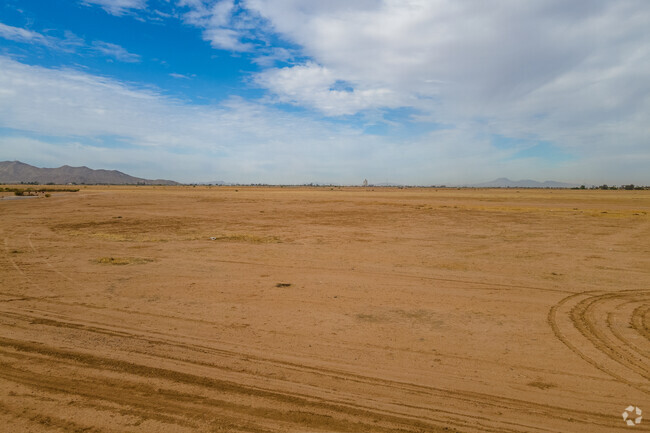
left=1, top=186, right=648, bottom=432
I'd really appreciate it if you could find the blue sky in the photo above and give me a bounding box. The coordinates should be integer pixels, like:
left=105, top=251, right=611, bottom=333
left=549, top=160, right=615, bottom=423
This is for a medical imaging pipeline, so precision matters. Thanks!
left=0, top=0, right=648, bottom=184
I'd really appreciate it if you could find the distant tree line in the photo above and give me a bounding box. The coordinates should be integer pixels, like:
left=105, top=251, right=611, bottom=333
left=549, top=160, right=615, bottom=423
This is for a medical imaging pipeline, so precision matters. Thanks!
left=572, top=184, right=649, bottom=190
left=1, top=187, right=80, bottom=196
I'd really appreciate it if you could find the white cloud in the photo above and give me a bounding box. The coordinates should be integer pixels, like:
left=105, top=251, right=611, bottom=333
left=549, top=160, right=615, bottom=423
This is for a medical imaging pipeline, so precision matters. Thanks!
left=169, top=72, right=193, bottom=79
left=252, top=46, right=294, bottom=67
left=0, top=22, right=141, bottom=63
left=3, top=0, right=650, bottom=184
left=202, top=27, right=252, bottom=51
left=179, top=0, right=650, bottom=163
left=0, top=22, right=83, bottom=51
left=1, top=52, right=647, bottom=185
left=0, top=56, right=368, bottom=183
left=0, top=55, right=537, bottom=184
left=81, top=0, right=147, bottom=16
left=92, top=41, right=141, bottom=62
left=0, top=22, right=54, bottom=46
left=177, top=0, right=258, bottom=51
left=255, top=62, right=408, bottom=116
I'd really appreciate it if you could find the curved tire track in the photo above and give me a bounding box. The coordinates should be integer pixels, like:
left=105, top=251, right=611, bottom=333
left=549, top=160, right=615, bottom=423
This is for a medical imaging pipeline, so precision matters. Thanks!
left=0, top=306, right=618, bottom=433
left=548, top=290, right=650, bottom=394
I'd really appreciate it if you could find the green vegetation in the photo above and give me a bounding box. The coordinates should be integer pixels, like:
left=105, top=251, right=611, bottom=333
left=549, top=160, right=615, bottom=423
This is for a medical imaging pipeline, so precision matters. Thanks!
left=2, top=187, right=80, bottom=196
left=580, top=184, right=650, bottom=190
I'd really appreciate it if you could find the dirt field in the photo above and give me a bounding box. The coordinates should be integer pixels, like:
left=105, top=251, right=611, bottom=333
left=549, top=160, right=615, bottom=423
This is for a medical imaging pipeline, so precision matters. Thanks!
left=1, top=186, right=648, bottom=432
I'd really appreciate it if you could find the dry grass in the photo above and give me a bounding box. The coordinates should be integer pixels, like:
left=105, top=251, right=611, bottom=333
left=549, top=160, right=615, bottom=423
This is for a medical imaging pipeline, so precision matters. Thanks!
left=355, top=313, right=385, bottom=322
left=209, top=233, right=282, bottom=243
left=92, top=232, right=169, bottom=242
left=527, top=381, right=557, bottom=390
left=54, top=218, right=282, bottom=244
left=94, top=257, right=154, bottom=265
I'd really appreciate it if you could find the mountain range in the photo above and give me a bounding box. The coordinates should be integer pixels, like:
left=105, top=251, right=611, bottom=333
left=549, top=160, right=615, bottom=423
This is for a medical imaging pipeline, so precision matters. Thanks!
left=1, top=161, right=581, bottom=188
left=0, top=161, right=178, bottom=185
left=468, top=177, right=578, bottom=188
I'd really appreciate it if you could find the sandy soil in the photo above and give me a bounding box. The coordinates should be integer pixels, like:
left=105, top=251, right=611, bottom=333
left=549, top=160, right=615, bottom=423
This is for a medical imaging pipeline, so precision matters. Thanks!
left=0, top=186, right=648, bottom=432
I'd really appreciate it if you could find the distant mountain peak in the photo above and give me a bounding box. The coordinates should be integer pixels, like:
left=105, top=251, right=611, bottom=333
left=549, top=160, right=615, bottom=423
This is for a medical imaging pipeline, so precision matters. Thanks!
left=470, top=178, right=578, bottom=188
left=0, top=161, right=179, bottom=185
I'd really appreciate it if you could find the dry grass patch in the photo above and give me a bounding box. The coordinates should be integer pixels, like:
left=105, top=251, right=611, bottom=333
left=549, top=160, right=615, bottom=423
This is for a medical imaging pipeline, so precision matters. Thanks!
left=355, top=313, right=386, bottom=323
left=88, top=232, right=168, bottom=242
left=209, top=233, right=281, bottom=243
left=94, top=257, right=154, bottom=265
left=53, top=217, right=202, bottom=242
left=54, top=218, right=284, bottom=244
left=527, top=381, right=556, bottom=390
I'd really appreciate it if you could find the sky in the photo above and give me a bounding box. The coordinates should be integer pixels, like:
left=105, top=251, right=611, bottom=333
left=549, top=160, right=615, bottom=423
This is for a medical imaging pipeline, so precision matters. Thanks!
left=0, top=0, right=648, bottom=185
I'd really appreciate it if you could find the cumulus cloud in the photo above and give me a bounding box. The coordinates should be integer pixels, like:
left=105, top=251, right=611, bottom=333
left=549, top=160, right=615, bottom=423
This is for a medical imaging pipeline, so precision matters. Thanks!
left=177, top=0, right=258, bottom=51
left=2, top=0, right=650, bottom=184
left=1, top=54, right=584, bottom=184
left=5, top=56, right=650, bottom=184
left=182, top=0, right=649, bottom=161
left=0, top=56, right=368, bottom=183
left=255, top=62, right=409, bottom=116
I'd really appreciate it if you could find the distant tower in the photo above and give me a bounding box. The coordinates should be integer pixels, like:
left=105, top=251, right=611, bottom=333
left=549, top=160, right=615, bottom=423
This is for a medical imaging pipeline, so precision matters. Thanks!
left=362, top=179, right=368, bottom=187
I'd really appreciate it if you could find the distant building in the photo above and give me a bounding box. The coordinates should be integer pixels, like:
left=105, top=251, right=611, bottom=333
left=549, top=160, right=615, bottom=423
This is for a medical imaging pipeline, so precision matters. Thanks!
left=362, top=179, right=368, bottom=187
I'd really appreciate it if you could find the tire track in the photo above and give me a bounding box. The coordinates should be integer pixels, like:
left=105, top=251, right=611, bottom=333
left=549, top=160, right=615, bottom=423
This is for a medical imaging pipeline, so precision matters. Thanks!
left=0, top=336, right=469, bottom=433
left=3, top=194, right=640, bottom=432
left=27, top=230, right=75, bottom=283
left=0, top=303, right=607, bottom=382
left=2, top=230, right=28, bottom=280
left=0, top=310, right=617, bottom=432
left=206, top=258, right=573, bottom=294
left=606, top=303, right=650, bottom=371
left=573, top=294, right=650, bottom=379
left=27, top=222, right=572, bottom=295
left=548, top=290, right=650, bottom=394
left=0, top=237, right=620, bottom=432
left=631, top=304, right=650, bottom=339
